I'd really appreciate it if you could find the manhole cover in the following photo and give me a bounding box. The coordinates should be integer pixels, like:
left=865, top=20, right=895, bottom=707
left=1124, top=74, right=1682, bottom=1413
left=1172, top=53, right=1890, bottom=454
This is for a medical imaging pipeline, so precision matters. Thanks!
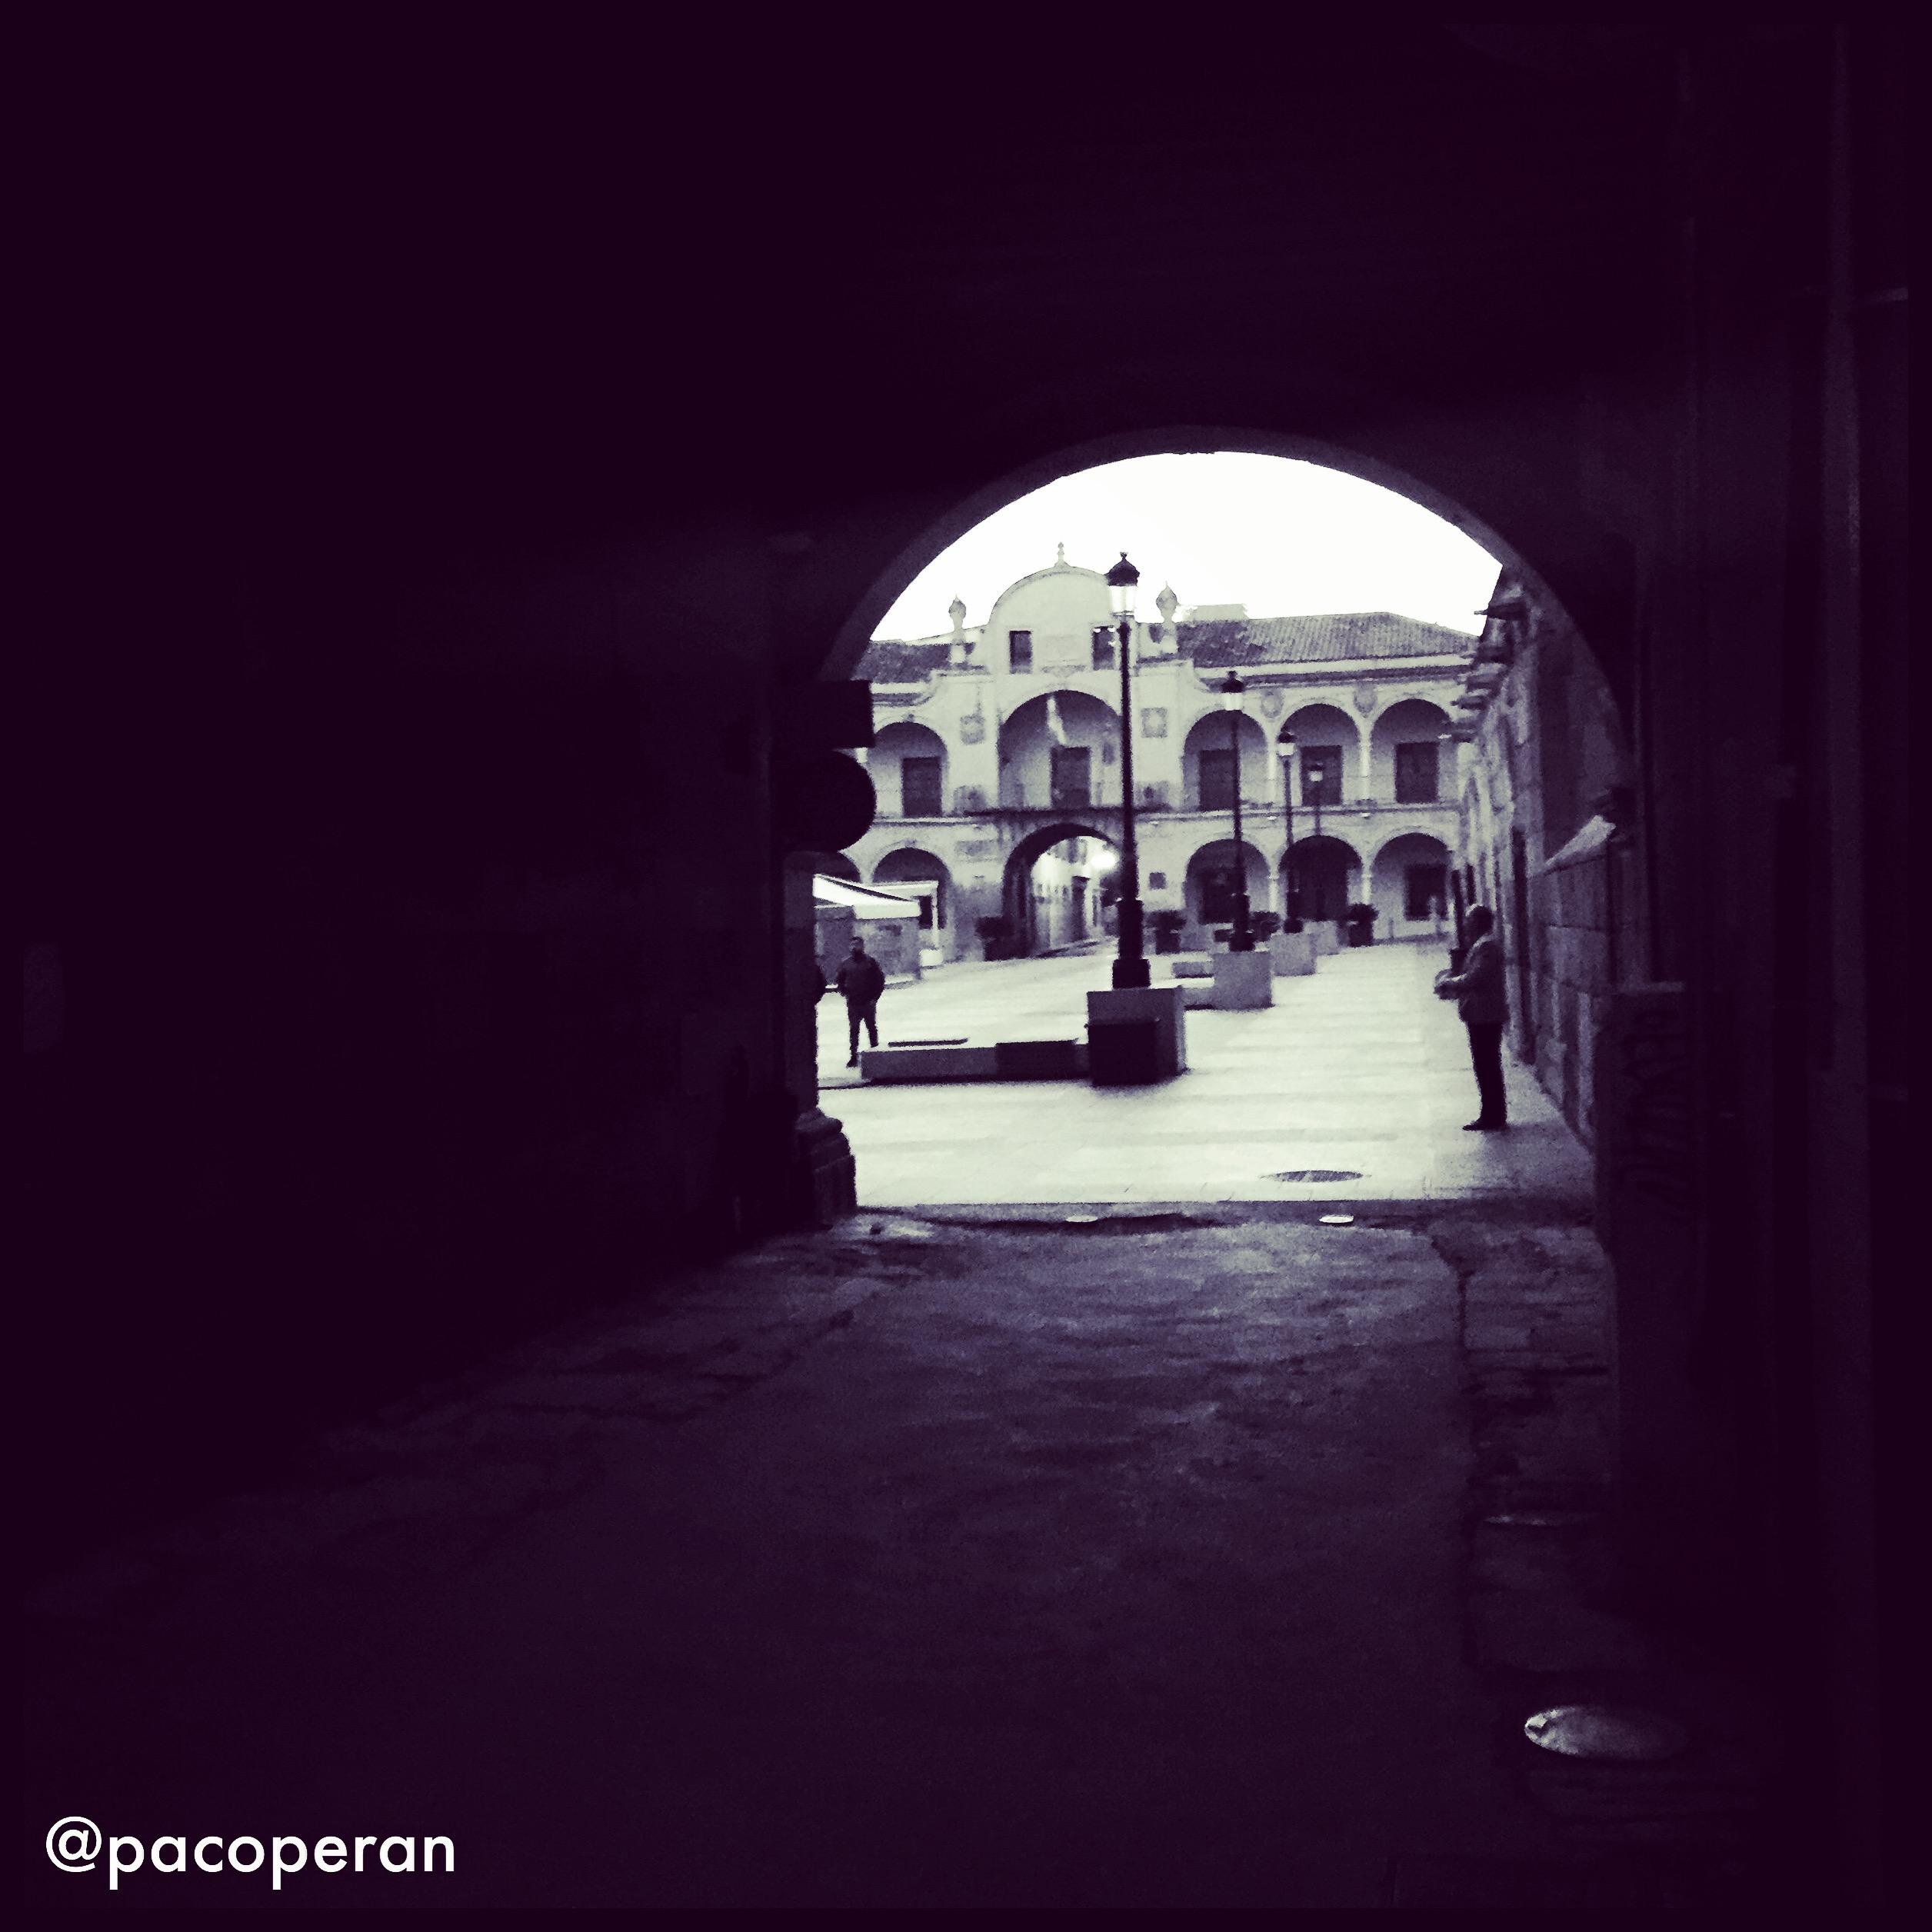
left=1523, top=1706, right=1688, bottom=1762
left=1268, top=1169, right=1363, bottom=1183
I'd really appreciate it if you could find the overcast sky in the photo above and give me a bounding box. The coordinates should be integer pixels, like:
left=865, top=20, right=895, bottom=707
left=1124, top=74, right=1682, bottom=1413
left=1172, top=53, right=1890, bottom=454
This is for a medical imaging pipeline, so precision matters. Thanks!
left=874, top=453, right=1501, bottom=641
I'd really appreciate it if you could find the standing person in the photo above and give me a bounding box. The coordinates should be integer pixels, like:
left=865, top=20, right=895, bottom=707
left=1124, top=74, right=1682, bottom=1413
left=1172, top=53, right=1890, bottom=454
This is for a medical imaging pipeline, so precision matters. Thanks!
left=1434, top=904, right=1510, bottom=1129
left=834, top=935, right=887, bottom=1068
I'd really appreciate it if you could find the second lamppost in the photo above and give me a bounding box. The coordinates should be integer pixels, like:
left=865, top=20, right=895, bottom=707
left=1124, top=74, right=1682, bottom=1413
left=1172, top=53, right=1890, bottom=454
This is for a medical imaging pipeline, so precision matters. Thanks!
left=1217, top=671, right=1254, bottom=951
left=1105, top=552, right=1149, bottom=988
left=1277, top=731, right=1298, bottom=928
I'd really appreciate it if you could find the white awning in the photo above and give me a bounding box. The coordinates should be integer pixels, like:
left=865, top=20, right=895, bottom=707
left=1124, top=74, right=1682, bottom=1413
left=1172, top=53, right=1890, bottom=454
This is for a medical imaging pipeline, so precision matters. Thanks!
left=812, top=875, right=921, bottom=914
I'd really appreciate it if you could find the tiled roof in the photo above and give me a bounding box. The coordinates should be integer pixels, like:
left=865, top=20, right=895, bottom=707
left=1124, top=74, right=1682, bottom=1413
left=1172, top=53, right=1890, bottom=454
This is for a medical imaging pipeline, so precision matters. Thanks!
left=856, top=638, right=954, bottom=682
left=1181, top=611, right=1476, bottom=666
left=858, top=611, right=1474, bottom=682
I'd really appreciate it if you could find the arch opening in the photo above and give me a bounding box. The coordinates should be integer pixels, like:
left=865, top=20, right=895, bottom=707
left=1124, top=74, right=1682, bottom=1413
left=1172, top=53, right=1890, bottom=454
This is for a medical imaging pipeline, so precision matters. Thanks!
left=826, top=438, right=1640, bottom=1201
left=996, top=823, right=1121, bottom=958
left=997, top=689, right=1121, bottom=811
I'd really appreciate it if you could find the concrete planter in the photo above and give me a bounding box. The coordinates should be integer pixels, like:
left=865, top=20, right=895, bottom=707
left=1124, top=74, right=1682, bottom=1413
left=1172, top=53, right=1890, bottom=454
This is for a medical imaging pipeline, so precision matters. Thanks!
left=1270, top=931, right=1317, bottom=977
left=1211, top=949, right=1274, bottom=1009
left=1087, top=984, right=1188, bottom=1083
left=1313, top=923, right=1342, bottom=955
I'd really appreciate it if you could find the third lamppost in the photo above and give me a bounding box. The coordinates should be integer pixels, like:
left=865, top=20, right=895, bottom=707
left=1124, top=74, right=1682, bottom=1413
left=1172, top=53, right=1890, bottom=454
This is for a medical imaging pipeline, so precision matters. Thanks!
left=1277, top=731, right=1298, bottom=928
left=1217, top=670, right=1253, bottom=950
left=1105, top=552, right=1149, bottom=988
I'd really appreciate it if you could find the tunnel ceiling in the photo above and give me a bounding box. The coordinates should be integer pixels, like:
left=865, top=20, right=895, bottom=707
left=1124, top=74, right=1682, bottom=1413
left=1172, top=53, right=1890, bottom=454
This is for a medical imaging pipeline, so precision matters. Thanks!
left=92, top=20, right=1709, bottom=560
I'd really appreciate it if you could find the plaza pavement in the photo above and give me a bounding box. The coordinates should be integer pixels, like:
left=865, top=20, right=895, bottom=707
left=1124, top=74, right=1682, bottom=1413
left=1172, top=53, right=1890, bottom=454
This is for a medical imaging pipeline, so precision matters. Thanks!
left=819, top=940, right=1594, bottom=1208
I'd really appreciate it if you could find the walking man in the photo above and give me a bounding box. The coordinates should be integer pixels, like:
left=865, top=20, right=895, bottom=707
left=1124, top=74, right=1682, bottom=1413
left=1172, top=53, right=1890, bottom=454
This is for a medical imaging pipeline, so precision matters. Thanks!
left=1434, top=904, right=1509, bottom=1129
left=834, top=935, right=887, bottom=1068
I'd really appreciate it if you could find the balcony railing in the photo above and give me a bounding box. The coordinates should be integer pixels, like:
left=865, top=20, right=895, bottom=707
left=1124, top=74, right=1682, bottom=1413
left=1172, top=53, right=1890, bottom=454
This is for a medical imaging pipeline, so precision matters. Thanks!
left=874, top=784, right=1451, bottom=821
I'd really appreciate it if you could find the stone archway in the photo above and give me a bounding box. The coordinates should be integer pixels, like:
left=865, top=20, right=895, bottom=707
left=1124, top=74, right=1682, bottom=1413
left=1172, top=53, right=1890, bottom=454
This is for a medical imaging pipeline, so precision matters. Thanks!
left=1279, top=701, right=1363, bottom=808
left=871, top=719, right=949, bottom=819
left=1371, top=831, right=1454, bottom=941
left=997, top=688, right=1121, bottom=811
left=1370, top=698, right=1456, bottom=808
left=796, top=849, right=860, bottom=882
left=1286, top=834, right=1361, bottom=924
left=1184, top=838, right=1270, bottom=939
left=818, top=422, right=1634, bottom=726
left=1180, top=708, right=1271, bottom=813
left=872, top=847, right=959, bottom=958
left=999, top=820, right=1120, bottom=957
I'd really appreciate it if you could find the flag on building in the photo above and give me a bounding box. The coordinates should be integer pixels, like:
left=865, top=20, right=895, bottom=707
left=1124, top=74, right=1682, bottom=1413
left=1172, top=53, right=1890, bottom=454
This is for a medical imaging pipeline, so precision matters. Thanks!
left=1046, top=694, right=1070, bottom=745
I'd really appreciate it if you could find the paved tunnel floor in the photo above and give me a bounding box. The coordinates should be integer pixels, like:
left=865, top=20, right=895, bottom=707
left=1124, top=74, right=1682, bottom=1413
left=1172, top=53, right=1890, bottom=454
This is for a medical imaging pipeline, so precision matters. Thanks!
left=26, top=1211, right=1770, bottom=1908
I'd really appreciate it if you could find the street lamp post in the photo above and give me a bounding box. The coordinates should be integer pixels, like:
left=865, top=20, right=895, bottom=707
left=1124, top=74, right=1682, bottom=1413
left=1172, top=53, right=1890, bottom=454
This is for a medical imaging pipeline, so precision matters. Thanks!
left=1438, top=729, right=1464, bottom=951
left=1105, top=552, right=1149, bottom=989
left=1217, top=671, right=1254, bottom=949
left=1277, top=732, right=1298, bottom=929
left=1306, top=765, right=1327, bottom=919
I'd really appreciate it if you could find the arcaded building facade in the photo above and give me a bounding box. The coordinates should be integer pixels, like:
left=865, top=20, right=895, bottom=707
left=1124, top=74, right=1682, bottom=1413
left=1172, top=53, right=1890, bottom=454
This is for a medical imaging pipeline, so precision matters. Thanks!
left=849, top=551, right=1476, bottom=960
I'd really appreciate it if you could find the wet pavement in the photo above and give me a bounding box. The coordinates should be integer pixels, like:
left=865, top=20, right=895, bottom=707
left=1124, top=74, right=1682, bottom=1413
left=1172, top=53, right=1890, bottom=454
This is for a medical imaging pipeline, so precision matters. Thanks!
left=819, top=941, right=1595, bottom=1207
left=25, top=1207, right=1772, bottom=1909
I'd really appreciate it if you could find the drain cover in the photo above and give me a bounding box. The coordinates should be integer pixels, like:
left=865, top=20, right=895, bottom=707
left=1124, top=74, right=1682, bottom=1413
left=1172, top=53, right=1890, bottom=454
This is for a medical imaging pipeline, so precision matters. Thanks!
left=1523, top=1706, right=1688, bottom=1762
left=1269, top=1169, right=1363, bottom=1183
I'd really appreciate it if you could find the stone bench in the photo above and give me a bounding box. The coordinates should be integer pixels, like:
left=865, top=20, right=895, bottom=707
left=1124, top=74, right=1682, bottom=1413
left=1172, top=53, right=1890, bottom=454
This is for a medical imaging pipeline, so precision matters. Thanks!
left=859, top=1039, right=1088, bottom=1083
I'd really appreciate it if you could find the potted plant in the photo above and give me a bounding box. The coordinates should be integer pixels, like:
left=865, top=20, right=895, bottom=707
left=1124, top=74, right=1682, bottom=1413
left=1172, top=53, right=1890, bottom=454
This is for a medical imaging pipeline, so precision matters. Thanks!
left=1251, top=910, right=1283, bottom=942
left=1344, top=902, right=1379, bottom=946
left=976, top=914, right=1021, bottom=961
left=1150, top=909, right=1188, bottom=954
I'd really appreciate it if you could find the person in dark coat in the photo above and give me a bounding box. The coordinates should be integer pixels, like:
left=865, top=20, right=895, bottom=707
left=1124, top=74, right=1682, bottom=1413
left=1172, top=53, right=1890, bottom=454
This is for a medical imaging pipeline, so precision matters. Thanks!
left=1434, top=904, right=1510, bottom=1129
left=834, top=936, right=887, bottom=1067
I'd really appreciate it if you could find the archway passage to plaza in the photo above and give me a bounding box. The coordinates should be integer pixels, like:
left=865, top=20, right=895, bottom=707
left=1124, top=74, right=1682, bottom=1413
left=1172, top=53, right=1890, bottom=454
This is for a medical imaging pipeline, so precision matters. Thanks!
left=998, top=821, right=1121, bottom=957
left=827, top=436, right=1639, bottom=1214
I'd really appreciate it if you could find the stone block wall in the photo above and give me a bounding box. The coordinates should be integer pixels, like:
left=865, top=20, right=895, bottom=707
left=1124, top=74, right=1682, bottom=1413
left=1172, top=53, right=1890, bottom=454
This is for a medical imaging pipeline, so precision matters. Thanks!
left=1531, top=832, right=1641, bottom=1147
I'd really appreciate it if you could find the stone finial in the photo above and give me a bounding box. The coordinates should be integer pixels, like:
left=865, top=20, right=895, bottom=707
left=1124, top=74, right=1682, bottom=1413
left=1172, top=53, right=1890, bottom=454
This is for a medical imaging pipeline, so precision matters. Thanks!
left=948, top=595, right=967, bottom=639
left=1056, top=541, right=1066, bottom=566
left=1155, top=583, right=1178, bottom=624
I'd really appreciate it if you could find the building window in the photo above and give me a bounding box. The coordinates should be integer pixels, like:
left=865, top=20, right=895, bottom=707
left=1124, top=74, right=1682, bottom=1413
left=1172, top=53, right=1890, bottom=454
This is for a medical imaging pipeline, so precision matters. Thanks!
left=1148, top=871, right=1167, bottom=890
left=1405, top=864, right=1447, bottom=919
left=1050, top=745, right=1091, bottom=807
left=1008, top=629, right=1033, bottom=672
left=1394, top=741, right=1440, bottom=804
left=1198, top=747, right=1237, bottom=811
left=1300, top=744, right=1344, bottom=804
left=1091, top=626, right=1116, bottom=670
left=901, top=756, right=942, bottom=816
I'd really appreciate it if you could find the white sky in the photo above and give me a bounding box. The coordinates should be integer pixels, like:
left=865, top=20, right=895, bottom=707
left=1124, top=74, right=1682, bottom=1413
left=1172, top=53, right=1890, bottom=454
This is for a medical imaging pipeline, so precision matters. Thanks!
left=874, top=452, right=1501, bottom=641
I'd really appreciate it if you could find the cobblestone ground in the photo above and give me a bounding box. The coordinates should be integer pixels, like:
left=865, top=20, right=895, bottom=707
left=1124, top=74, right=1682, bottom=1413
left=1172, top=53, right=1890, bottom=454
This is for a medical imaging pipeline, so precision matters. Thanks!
left=25, top=1209, right=1772, bottom=1909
